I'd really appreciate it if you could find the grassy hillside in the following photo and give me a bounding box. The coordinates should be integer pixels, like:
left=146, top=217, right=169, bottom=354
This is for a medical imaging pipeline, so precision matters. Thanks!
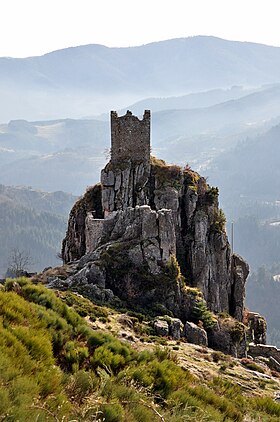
left=1, top=276, right=280, bottom=421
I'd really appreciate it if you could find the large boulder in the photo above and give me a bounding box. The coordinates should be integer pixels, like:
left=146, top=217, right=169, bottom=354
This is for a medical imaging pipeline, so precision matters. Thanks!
left=153, top=316, right=184, bottom=339
left=169, top=318, right=184, bottom=340
left=207, top=316, right=247, bottom=358
left=184, top=321, right=208, bottom=346
left=247, top=311, right=267, bottom=344
left=154, top=319, right=169, bottom=337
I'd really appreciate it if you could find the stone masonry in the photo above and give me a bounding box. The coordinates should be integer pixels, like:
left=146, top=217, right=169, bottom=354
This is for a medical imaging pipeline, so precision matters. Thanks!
left=102, top=110, right=151, bottom=215
left=110, top=110, right=151, bottom=164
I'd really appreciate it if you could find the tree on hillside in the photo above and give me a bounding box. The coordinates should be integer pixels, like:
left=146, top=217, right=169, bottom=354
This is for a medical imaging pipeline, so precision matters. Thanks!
left=5, top=248, right=34, bottom=278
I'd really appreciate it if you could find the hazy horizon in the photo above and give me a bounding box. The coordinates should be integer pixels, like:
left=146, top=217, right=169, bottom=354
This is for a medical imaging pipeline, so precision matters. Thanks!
left=3, top=35, right=280, bottom=60
left=2, top=0, right=280, bottom=58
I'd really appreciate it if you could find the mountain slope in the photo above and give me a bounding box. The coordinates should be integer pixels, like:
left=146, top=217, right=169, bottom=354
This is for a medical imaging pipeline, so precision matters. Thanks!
left=0, top=185, right=76, bottom=276
left=206, top=123, right=280, bottom=269
left=208, top=123, right=280, bottom=201
left=2, top=36, right=280, bottom=121
left=117, top=86, right=259, bottom=115
left=4, top=36, right=280, bottom=93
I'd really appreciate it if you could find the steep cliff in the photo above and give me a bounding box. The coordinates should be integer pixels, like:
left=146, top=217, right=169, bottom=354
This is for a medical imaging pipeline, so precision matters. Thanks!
left=62, top=156, right=248, bottom=324
left=57, top=109, right=256, bottom=359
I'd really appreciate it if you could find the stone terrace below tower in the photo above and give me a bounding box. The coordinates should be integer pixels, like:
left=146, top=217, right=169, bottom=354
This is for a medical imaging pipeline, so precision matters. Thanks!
left=110, top=110, right=150, bottom=165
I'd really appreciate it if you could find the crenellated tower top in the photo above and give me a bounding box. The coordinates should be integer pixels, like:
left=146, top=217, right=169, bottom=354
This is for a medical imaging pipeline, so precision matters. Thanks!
left=110, top=110, right=150, bottom=164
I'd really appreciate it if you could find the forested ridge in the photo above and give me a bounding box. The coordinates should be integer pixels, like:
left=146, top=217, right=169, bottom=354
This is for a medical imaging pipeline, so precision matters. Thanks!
left=0, top=185, right=76, bottom=276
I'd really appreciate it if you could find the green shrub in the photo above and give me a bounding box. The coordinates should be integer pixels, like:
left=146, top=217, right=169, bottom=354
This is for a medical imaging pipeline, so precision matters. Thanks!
left=126, top=310, right=147, bottom=323
left=61, top=291, right=109, bottom=319
left=210, top=377, right=244, bottom=403
left=183, top=167, right=200, bottom=192
left=102, top=380, right=136, bottom=403
left=212, top=351, right=230, bottom=363
left=132, top=367, right=154, bottom=387
left=87, top=331, right=114, bottom=349
left=241, top=358, right=265, bottom=373
left=151, top=156, right=183, bottom=190
left=212, top=209, right=227, bottom=233
left=2, top=276, right=280, bottom=422
left=130, top=402, right=156, bottom=422
left=191, top=299, right=215, bottom=329
left=66, top=370, right=98, bottom=403
left=99, top=403, right=125, bottom=422
left=132, top=359, right=187, bottom=399
left=205, top=186, right=219, bottom=204
left=0, top=287, right=69, bottom=419
left=0, top=388, right=9, bottom=414
left=91, top=346, right=126, bottom=374
left=64, top=341, right=89, bottom=371
left=187, top=384, right=243, bottom=421
left=253, top=396, right=280, bottom=417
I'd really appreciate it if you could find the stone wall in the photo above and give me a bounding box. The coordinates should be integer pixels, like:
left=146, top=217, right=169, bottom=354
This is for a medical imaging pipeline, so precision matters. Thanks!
left=110, top=110, right=150, bottom=164
left=85, top=214, right=105, bottom=253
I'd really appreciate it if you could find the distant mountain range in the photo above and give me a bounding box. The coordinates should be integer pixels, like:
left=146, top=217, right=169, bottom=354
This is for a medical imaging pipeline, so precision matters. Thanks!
left=2, top=36, right=280, bottom=122
left=208, top=123, right=280, bottom=202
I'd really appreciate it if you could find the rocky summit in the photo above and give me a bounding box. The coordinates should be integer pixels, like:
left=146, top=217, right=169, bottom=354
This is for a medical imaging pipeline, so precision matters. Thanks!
left=59, top=110, right=255, bottom=356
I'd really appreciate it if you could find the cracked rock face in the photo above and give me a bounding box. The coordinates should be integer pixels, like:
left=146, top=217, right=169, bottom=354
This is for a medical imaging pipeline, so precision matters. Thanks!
left=101, top=161, right=150, bottom=215
left=62, top=158, right=249, bottom=322
left=85, top=205, right=176, bottom=269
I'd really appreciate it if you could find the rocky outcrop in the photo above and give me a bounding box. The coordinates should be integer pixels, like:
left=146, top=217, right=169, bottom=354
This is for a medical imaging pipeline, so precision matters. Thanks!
left=83, top=205, right=176, bottom=264
left=101, top=161, right=150, bottom=215
left=247, top=312, right=267, bottom=344
left=62, top=184, right=103, bottom=263
left=57, top=106, right=256, bottom=357
left=154, top=319, right=169, bottom=337
left=62, top=157, right=249, bottom=324
left=185, top=321, right=208, bottom=346
left=249, top=344, right=280, bottom=365
left=154, top=316, right=184, bottom=339
left=207, top=316, right=247, bottom=358
left=230, top=254, right=250, bottom=321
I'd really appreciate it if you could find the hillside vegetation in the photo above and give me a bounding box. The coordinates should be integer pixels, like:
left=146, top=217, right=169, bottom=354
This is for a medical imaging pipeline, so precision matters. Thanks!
left=0, top=185, right=76, bottom=276
left=1, top=277, right=280, bottom=421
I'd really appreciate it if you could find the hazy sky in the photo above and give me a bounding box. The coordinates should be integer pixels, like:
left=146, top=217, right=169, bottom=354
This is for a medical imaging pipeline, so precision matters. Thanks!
left=2, top=0, right=280, bottom=57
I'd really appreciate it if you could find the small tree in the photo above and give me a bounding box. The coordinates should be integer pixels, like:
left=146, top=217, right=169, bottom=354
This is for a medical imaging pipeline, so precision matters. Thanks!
left=5, top=248, right=33, bottom=278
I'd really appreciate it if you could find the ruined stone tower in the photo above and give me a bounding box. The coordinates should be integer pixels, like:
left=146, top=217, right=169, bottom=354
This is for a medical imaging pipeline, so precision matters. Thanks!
left=110, top=110, right=150, bottom=165
left=101, top=110, right=151, bottom=215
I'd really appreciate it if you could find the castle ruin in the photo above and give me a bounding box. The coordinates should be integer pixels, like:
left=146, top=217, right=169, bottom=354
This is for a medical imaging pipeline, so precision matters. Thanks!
left=62, top=108, right=250, bottom=335
left=101, top=110, right=151, bottom=215
left=110, top=110, right=150, bottom=164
